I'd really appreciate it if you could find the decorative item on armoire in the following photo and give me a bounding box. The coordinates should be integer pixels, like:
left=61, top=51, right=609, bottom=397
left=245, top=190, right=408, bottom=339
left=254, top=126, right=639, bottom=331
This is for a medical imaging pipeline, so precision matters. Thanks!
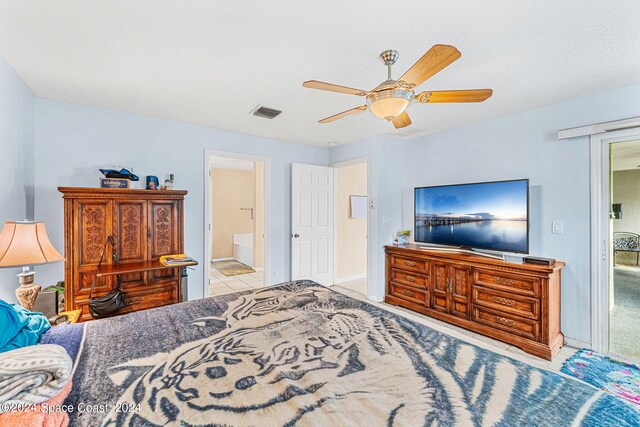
left=99, top=166, right=139, bottom=188
left=146, top=175, right=159, bottom=190
left=0, top=221, right=64, bottom=310
left=163, top=174, right=175, bottom=190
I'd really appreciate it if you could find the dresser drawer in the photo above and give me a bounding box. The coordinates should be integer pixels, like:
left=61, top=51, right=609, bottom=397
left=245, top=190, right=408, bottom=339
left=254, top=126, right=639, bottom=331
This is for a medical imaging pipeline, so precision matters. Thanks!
left=472, top=306, right=540, bottom=341
left=390, top=282, right=428, bottom=306
left=390, top=255, right=428, bottom=274
left=472, top=286, right=540, bottom=320
left=390, top=268, right=427, bottom=289
left=474, top=270, right=541, bottom=297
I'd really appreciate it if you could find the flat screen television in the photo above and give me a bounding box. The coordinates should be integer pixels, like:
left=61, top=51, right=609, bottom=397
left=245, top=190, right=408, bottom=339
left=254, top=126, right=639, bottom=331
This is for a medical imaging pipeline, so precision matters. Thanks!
left=414, top=179, right=529, bottom=253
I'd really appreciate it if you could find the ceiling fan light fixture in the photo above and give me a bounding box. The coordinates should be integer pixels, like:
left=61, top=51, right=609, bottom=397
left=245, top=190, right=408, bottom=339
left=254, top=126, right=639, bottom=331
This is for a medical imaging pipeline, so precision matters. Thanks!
left=366, top=89, right=413, bottom=120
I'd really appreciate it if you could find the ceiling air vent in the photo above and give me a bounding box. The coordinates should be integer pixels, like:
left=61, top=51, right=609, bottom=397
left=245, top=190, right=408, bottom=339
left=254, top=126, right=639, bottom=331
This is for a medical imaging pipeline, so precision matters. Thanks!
left=252, top=105, right=282, bottom=120
left=387, top=127, right=427, bottom=140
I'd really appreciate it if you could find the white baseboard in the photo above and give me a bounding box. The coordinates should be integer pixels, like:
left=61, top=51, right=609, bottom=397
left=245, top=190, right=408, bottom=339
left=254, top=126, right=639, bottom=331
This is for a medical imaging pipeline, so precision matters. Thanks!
left=564, top=337, right=591, bottom=350
left=211, top=257, right=234, bottom=262
left=334, top=273, right=366, bottom=284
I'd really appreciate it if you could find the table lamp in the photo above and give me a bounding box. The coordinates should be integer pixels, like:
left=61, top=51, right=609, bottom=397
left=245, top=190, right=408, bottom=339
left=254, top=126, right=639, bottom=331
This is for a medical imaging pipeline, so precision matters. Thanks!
left=0, top=221, right=64, bottom=310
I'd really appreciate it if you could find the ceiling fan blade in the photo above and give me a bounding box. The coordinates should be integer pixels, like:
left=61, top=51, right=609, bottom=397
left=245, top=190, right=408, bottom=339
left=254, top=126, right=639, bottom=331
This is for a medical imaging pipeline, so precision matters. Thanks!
left=392, top=112, right=412, bottom=129
left=319, top=105, right=368, bottom=123
left=417, top=89, right=493, bottom=103
left=398, top=45, right=461, bottom=88
left=303, top=80, right=368, bottom=96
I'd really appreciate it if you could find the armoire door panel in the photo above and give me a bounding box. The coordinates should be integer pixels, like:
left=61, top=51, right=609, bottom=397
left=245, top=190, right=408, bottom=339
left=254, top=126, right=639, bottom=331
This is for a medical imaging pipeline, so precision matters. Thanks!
left=114, top=201, right=148, bottom=286
left=148, top=200, right=180, bottom=282
left=74, top=199, right=113, bottom=295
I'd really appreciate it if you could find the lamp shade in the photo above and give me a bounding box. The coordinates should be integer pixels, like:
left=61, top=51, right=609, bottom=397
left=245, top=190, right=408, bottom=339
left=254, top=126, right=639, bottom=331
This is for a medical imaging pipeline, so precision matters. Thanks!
left=366, top=89, right=413, bottom=120
left=0, top=222, right=64, bottom=268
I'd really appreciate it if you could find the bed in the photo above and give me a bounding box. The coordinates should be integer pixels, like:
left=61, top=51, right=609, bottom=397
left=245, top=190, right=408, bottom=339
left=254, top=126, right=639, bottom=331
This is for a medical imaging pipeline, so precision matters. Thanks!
left=42, top=280, right=639, bottom=426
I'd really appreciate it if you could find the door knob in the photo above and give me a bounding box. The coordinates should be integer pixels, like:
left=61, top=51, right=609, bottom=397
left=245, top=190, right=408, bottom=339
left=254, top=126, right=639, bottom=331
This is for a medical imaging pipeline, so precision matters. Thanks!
left=292, top=233, right=300, bottom=238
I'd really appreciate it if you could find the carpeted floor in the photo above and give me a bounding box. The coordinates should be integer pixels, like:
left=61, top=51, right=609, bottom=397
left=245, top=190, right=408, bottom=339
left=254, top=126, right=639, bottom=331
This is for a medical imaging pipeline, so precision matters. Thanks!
left=611, top=268, right=640, bottom=359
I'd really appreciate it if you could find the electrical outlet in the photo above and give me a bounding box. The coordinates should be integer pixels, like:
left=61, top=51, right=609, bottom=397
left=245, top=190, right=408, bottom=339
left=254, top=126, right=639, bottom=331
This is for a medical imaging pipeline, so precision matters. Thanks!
left=552, top=220, right=563, bottom=234
left=382, top=216, right=390, bottom=226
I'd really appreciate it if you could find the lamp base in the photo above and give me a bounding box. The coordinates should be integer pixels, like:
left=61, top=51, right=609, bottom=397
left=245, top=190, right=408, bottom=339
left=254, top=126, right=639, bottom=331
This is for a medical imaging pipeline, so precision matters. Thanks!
left=16, top=271, right=41, bottom=311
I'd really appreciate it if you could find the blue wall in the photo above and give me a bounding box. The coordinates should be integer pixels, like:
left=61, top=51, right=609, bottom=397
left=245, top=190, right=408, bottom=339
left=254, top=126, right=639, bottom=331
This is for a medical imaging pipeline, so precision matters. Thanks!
left=32, top=99, right=330, bottom=299
left=0, top=56, right=35, bottom=301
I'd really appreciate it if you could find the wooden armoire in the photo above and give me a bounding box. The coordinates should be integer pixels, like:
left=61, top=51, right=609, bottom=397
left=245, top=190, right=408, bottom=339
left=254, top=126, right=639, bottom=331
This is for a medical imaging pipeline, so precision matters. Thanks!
left=59, top=187, right=187, bottom=321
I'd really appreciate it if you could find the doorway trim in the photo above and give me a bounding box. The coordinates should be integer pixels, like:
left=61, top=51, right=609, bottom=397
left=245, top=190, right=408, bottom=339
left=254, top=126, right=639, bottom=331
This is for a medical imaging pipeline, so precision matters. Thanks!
left=330, top=156, right=372, bottom=299
left=590, top=128, right=640, bottom=353
left=204, top=150, right=272, bottom=297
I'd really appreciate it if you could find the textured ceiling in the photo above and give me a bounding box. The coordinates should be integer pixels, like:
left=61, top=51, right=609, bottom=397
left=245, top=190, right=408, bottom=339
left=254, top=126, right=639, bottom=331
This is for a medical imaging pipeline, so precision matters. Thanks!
left=0, top=1, right=639, bottom=147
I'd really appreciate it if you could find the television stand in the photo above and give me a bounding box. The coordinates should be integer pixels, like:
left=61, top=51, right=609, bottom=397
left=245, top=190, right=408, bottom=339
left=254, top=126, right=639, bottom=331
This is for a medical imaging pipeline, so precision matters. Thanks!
left=386, top=244, right=565, bottom=360
left=417, top=245, right=504, bottom=261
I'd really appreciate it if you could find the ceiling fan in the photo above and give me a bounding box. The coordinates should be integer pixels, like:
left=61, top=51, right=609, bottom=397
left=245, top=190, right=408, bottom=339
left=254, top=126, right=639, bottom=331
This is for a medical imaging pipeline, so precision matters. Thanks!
left=303, top=45, right=493, bottom=129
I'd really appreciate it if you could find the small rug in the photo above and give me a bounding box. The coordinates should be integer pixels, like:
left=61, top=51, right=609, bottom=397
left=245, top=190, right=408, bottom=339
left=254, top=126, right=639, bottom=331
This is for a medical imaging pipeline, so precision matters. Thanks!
left=562, top=349, right=640, bottom=409
left=211, top=260, right=255, bottom=276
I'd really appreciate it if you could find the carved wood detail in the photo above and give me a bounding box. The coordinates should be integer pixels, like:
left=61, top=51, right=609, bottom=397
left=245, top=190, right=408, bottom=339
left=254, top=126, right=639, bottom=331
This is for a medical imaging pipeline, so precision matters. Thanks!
left=82, top=206, right=106, bottom=264
left=121, top=205, right=141, bottom=260
left=154, top=207, right=171, bottom=255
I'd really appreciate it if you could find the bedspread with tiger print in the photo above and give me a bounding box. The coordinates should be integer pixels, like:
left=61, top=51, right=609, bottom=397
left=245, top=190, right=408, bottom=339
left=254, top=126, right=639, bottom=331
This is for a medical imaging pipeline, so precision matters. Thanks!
left=42, top=281, right=640, bottom=426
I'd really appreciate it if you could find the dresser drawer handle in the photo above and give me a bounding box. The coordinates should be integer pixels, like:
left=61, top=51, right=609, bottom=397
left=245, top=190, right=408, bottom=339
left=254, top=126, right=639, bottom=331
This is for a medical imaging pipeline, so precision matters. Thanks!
left=494, top=316, right=516, bottom=327
left=401, top=289, right=414, bottom=297
left=404, top=275, right=416, bottom=282
left=493, top=296, right=516, bottom=307
left=404, top=260, right=416, bottom=267
left=494, top=277, right=514, bottom=286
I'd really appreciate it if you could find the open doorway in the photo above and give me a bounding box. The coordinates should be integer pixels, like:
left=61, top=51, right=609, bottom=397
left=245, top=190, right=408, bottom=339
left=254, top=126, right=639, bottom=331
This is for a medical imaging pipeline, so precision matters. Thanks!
left=204, top=152, right=270, bottom=297
left=609, top=139, right=640, bottom=359
left=333, top=160, right=368, bottom=296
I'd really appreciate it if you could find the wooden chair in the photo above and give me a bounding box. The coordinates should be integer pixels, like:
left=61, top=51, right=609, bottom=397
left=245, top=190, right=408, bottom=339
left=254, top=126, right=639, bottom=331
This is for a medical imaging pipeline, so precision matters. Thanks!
left=613, top=232, right=640, bottom=266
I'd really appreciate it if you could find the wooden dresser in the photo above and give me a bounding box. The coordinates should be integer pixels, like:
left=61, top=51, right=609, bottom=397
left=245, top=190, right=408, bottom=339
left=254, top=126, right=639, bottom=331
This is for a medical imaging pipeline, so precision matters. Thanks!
left=385, top=245, right=564, bottom=360
left=59, top=187, right=187, bottom=321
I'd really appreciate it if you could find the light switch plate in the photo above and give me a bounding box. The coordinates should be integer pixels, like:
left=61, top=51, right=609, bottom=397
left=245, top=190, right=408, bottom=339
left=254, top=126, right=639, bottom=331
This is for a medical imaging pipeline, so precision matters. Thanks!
left=552, top=220, right=563, bottom=234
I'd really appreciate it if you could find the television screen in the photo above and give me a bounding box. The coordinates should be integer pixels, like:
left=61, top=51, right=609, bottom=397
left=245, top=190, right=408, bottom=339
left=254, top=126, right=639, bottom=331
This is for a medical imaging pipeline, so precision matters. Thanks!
left=414, top=179, right=529, bottom=253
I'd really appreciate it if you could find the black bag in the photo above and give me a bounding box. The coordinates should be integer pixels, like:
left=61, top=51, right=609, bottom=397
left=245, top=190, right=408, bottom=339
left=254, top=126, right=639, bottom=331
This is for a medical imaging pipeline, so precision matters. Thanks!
left=89, top=236, right=126, bottom=318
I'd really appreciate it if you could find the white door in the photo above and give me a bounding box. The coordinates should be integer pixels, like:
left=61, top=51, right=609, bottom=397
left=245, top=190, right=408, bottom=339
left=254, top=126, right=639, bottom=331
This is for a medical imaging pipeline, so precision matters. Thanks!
left=291, top=163, right=334, bottom=285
